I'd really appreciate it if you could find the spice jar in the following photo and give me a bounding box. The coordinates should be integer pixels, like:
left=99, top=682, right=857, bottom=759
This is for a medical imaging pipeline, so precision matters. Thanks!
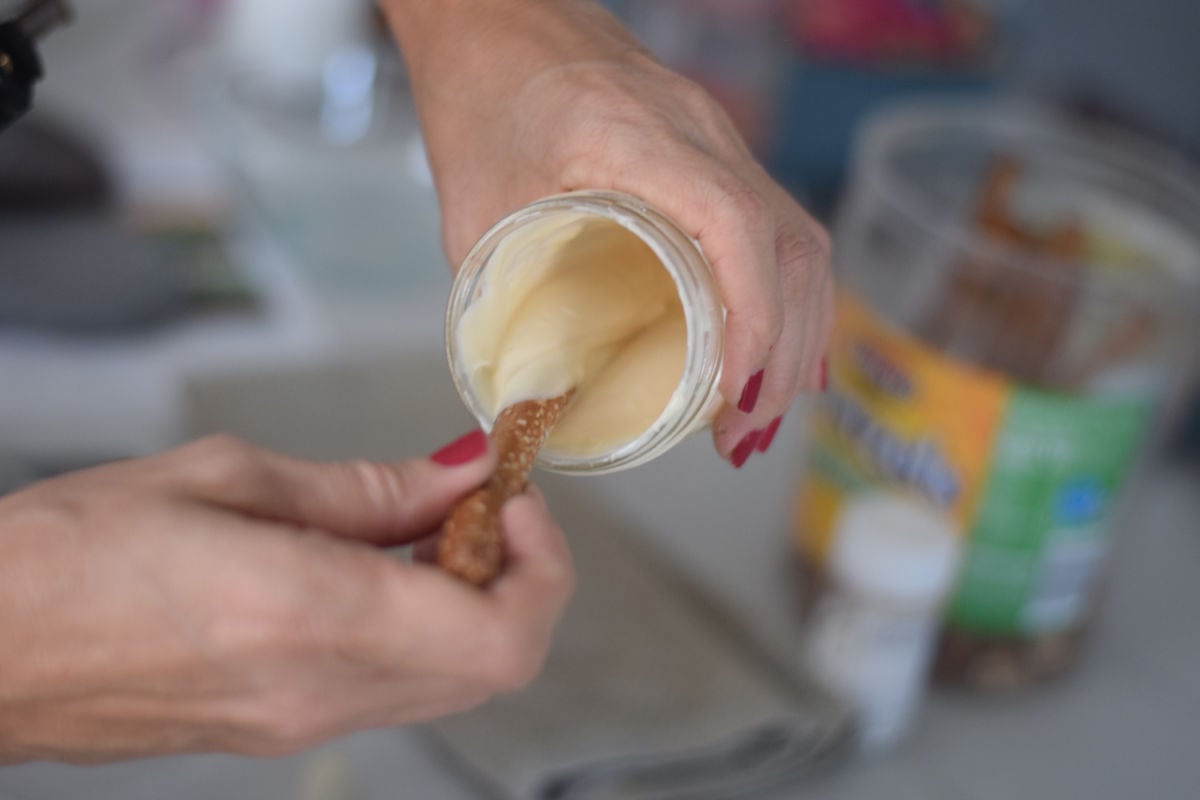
left=794, top=101, right=1200, bottom=690
left=445, top=190, right=726, bottom=475
left=803, top=491, right=961, bottom=751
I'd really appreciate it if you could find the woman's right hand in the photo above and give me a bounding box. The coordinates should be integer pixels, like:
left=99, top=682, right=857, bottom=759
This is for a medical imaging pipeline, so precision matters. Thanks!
left=0, top=434, right=573, bottom=764
left=383, top=0, right=834, bottom=468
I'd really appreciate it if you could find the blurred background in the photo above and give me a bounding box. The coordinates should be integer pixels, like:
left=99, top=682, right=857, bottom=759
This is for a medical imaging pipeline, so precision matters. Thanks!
left=1, top=1, right=1198, bottom=798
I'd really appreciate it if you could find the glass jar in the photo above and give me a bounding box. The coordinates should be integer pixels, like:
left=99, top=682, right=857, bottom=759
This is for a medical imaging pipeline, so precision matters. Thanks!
left=445, top=190, right=725, bottom=475
left=793, top=101, right=1200, bottom=690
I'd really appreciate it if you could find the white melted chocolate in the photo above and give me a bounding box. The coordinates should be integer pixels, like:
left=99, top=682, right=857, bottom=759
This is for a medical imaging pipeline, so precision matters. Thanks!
left=456, top=213, right=687, bottom=456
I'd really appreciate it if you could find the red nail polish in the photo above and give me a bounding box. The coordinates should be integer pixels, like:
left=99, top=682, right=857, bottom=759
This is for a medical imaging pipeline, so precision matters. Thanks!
left=820, top=358, right=829, bottom=392
left=738, top=369, right=765, bottom=413
left=731, top=430, right=761, bottom=468
left=756, top=416, right=783, bottom=453
left=430, top=429, right=488, bottom=466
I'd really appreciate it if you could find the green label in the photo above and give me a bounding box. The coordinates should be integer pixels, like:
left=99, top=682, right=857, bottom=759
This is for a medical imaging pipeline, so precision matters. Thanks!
left=947, top=390, right=1147, bottom=635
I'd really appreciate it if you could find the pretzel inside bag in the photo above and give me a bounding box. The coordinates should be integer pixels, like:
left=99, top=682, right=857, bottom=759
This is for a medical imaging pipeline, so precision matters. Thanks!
left=437, top=391, right=574, bottom=586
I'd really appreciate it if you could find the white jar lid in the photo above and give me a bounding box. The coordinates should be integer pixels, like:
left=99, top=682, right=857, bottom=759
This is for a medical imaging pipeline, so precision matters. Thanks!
left=830, top=491, right=962, bottom=605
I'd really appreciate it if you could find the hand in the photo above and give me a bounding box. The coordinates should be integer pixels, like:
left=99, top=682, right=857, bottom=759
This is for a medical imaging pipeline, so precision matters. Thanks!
left=383, top=0, right=834, bottom=467
left=0, top=434, right=573, bottom=764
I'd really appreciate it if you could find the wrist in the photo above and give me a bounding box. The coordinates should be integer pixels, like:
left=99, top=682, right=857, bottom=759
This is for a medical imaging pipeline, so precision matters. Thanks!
left=379, top=0, right=520, bottom=77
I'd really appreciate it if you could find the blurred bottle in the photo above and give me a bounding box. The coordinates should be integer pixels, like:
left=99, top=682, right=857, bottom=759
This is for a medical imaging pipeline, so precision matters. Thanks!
left=803, top=491, right=961, bottom=752
left=218, top=0, right=370, bottom=94
left=205, top=0, right=446, bottom=299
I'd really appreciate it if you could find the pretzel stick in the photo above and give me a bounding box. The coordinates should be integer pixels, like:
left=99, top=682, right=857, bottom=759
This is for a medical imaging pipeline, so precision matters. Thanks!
left=437, top=391, right=574, bottom=586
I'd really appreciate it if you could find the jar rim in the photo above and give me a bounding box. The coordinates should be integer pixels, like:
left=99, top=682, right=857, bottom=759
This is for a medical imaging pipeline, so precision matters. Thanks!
left=444, top=190, right=725, bottom=475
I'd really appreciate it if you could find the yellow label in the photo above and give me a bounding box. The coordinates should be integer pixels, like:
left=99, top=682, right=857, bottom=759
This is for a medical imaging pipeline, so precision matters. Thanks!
left=797, top=292, right=1008, bottom=559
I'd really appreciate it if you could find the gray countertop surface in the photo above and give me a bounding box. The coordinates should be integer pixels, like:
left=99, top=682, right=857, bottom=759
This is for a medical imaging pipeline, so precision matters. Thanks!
left=4, top=346, right=1196, bottom=800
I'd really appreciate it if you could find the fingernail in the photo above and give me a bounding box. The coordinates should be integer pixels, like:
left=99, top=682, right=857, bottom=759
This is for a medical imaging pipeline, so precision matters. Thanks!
left=819, top=358, right=829, bottom=392
left=738, top=369, right=765, bottom=414
left=430, top=429, right=488, bottom=466
left=756, top=416, right=783, bottom=453
left=731, top=430, right=761, bottom=468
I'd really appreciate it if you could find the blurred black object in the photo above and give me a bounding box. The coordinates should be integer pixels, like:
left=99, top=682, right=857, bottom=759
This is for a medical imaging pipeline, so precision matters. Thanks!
left=0, top=109, right=252, bottom=332
left=0, top=0, right=71, bottom=133
left=0, top=108, right=188, bottom=334
left=0, top=217, right=192, bottom=333
left=0, top=115, right=110, bottom=212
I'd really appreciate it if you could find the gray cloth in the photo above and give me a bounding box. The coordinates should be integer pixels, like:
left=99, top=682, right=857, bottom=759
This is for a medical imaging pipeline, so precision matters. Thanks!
left=183, top=355, right=856, bottom=798
left=424, top=476, right=856, bottom=800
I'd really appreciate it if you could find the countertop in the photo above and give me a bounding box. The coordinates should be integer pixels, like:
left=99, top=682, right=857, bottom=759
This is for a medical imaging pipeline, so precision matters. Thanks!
left=3, top=342, right=1196, bottom=800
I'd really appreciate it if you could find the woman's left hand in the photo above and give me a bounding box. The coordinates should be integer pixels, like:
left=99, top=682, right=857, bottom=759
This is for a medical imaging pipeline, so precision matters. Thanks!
left=383, top=0, right=834, bottom=467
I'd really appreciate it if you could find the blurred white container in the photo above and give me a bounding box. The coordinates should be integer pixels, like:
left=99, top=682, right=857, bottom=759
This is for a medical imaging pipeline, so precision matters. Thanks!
left=804, top=491, right=962, bottom=752
left=205, top=0, right=447, bottom=303
left=218, top=0, right=371, bottom=90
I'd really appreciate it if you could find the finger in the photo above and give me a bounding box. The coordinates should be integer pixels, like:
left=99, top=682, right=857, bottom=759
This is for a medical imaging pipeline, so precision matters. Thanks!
left=343, top=546, right=511, bottom=687
left=371, top=492, right=573, bottom=696
left=773, top=189, right=834, bottom=392
left=566, top=144, right=785, bottom=422
left=488, top=490, right=574, bottom=632
left=797, top=261, right=834, bottom=390
left=404, top=490, right=573, bottom=693
left=176, top=432, right=495, bottom=546
left=657, top=164, right=785, bottom=411
left=712, top=206, right=833, bottom=458
left=201, top=504, right=543, bottom=721
left=412, top=534, right=442, bottom=565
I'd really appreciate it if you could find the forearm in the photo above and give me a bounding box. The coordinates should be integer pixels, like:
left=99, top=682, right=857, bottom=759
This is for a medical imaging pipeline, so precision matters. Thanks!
left=376, top=0, right=477, bottom=71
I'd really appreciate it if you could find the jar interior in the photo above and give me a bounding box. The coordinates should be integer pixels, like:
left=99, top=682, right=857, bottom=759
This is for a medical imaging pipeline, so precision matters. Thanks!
left=454, top=210, right=690, bottom=463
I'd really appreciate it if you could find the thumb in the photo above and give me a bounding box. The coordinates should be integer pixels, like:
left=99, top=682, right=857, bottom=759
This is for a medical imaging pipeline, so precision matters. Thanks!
left=490, top=488, right=574, bottom=624
left=183, top=432, right=495, bottom=545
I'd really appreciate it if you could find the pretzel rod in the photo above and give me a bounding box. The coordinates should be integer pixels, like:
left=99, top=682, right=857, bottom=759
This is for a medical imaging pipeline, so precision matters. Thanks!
left=919, top=156, right=1087, bottom=385
left=437, top=391, right=574, bottom=586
